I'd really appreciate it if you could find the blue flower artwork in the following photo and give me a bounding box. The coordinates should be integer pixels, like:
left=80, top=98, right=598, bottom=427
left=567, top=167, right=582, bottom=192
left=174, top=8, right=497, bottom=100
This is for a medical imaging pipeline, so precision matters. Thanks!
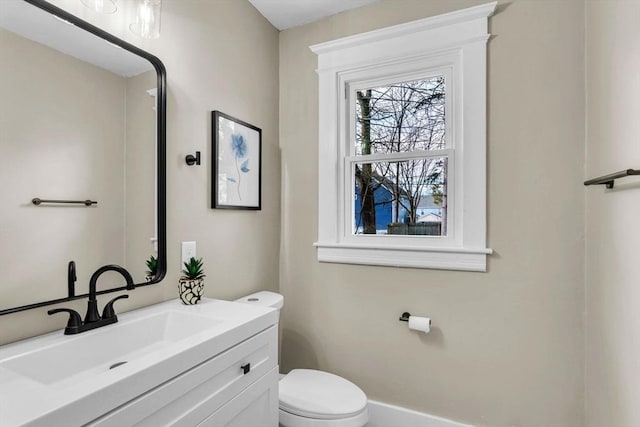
left=231, top=134, right=247, bottom=158
left=230, top=133, right=250, bottom=200
left=214, top=111, right=261, bottom=210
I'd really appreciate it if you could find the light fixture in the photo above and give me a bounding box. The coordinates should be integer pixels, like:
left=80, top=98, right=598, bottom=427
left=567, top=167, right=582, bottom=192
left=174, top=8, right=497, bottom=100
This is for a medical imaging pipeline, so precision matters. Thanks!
left=130, top=0, right=162, bottom=39
left=80, top=0, right=117, bottom=14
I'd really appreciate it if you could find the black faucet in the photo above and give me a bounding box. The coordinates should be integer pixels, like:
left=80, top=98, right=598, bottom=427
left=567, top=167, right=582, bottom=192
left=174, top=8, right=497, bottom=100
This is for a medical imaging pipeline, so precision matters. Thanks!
left=85, top=265, right=134, bottom=323
left=67, top=260, right=77, bottom=298
left=48, top=264, right=134, bottom=335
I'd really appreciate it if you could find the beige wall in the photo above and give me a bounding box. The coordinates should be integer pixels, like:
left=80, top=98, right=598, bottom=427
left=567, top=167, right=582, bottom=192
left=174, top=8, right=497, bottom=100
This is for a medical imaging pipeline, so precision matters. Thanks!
left=585, top=1, right=640, bottom=426
left=0, top=28, right=126, bottom=310
left=0, top=0, right=280, bottom=344
left=279, top=1, right=585, bottom=426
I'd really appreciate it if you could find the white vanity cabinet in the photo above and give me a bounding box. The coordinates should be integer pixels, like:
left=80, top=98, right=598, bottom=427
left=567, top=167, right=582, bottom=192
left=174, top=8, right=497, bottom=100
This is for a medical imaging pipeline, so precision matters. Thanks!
left=0, top=299, right=279, bottom=427
left=87, top=325, right=279, bottom=427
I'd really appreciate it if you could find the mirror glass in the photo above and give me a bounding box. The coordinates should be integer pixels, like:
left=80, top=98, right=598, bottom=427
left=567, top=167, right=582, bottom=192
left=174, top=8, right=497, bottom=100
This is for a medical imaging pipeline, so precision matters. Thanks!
left=0, top=0, right=165, bottom=313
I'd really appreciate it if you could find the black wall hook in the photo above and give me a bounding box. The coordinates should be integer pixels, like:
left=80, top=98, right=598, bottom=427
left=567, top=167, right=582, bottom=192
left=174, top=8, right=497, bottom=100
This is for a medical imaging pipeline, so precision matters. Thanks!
left=185, top=151, right=201, bottom=166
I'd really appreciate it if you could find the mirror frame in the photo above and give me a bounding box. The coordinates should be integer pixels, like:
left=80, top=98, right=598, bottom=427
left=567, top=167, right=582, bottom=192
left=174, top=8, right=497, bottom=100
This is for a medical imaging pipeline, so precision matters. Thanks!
left=0, top=0, right=167, bottom=315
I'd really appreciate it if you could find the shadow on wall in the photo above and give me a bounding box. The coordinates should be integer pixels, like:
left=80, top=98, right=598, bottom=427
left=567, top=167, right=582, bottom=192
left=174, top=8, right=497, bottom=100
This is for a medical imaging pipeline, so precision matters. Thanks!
left=417, top=326, right=444, bottom=347
left=281, top=328, right=320, bottom=372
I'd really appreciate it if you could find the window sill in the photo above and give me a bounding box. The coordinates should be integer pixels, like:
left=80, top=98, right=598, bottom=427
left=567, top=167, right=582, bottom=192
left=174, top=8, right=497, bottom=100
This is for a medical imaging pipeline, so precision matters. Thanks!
left=314, top=242, right=492, bottom=272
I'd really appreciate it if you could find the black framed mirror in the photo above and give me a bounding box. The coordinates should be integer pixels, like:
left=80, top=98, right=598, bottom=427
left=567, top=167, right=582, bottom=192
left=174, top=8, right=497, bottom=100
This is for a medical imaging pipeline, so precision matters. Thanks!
left=0, top=0, right=166, bottom=315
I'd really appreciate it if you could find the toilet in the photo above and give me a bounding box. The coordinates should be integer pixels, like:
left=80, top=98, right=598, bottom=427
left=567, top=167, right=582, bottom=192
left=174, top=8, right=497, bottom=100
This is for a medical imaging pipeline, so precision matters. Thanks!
left=235, top=291, right=369, bottom=427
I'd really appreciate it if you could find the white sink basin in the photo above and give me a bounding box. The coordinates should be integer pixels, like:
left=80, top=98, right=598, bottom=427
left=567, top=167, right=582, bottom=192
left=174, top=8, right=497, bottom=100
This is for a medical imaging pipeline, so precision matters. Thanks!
left=0, top=298, right=278, bottom=427
left=2, top=310, right=222, bottom=385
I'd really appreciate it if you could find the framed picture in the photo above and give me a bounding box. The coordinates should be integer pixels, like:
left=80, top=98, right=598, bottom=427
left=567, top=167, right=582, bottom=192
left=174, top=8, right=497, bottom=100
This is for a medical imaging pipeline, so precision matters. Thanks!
left=212, top=111, right=262, bottom=210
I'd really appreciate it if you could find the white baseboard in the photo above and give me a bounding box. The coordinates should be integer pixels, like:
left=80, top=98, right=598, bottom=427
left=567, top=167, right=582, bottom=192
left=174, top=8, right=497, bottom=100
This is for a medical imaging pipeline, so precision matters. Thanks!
left=366, top=400, right=473, bottom=427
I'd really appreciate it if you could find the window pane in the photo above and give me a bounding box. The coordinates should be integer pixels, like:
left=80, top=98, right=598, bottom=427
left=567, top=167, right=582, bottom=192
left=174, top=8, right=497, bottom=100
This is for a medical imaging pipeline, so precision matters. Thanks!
left=353, top=157, right=448, bottom=236
left=355, top=76, right=446, bottom=155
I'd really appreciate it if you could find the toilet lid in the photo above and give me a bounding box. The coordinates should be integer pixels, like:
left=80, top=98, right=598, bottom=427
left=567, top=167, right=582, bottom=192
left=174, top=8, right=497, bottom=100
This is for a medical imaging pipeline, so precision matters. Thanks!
left=279, top=369, right=367, bottom=420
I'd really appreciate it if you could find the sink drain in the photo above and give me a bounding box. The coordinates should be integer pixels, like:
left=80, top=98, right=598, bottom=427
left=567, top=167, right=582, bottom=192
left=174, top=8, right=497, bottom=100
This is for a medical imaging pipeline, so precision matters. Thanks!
left=109, top=361, right=128, bottom=370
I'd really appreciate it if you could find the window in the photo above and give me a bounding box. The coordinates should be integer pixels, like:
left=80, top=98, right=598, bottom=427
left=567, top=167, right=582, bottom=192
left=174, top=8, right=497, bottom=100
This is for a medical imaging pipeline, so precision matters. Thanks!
left=350, top=75, right=449, bottom=237
left=311, top=2, right=496, bottom=271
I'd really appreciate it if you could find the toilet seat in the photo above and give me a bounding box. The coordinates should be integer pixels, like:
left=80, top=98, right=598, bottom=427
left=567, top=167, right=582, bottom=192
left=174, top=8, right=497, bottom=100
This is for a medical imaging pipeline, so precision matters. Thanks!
left=279, top=369, right=368, bottom=426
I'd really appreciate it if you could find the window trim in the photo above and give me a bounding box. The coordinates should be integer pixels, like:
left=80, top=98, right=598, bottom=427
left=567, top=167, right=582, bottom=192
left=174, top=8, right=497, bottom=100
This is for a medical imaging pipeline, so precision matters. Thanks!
left=310, top=2, right=496, bottom=272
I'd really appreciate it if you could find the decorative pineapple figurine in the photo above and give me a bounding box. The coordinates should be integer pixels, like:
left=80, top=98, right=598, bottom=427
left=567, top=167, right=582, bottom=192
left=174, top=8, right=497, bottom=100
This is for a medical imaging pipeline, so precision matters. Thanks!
left=145, top=255, right=158, bottom=282
left=178, top=257, right=206, bottom=305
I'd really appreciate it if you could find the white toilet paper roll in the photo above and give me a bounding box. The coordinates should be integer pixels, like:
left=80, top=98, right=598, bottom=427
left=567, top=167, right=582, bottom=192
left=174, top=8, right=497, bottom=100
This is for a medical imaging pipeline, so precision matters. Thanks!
left=408, top=316, right=431, bottom=333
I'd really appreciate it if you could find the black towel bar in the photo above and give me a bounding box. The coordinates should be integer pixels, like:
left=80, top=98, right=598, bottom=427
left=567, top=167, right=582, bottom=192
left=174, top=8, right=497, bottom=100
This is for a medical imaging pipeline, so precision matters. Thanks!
left=584, top=169, right=640, bottom=189
left=32, top=198, right=97, bottom=206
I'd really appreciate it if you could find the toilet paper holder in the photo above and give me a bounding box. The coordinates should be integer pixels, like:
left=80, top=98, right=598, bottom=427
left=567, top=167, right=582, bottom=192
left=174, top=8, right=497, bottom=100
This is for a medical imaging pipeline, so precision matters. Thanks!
left=399, top=312, right=412, bottom=322
left=399, top=312, right=432, bottom=333
left=399, top=312, right=431, bottom=324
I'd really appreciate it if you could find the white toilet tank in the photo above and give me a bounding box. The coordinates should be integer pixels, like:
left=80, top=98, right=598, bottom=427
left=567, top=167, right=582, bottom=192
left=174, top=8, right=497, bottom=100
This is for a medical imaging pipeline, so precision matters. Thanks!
left=235, top=291, right=283, bottom=311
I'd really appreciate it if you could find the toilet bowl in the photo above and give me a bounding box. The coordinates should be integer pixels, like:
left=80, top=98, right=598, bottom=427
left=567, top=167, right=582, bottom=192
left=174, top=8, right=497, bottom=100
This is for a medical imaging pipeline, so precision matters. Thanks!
left=235, top=292, right=369, bottom=427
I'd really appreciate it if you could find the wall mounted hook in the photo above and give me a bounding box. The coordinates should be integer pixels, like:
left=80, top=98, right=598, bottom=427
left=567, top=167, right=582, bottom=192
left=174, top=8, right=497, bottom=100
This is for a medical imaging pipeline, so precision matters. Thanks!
left=185, top=151, right=201, bottom=166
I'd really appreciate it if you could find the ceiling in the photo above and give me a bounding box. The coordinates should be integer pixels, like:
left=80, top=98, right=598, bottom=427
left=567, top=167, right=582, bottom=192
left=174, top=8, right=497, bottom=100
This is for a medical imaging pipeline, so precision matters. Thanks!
left=248, top=0, right=381, bottom=30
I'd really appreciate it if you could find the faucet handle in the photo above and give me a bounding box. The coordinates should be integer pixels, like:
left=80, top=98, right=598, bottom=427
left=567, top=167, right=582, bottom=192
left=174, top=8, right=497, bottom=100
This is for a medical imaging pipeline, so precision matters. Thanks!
left=48, top=308, right=83, bottom=335
left=102, top=294, right=129, bottom=320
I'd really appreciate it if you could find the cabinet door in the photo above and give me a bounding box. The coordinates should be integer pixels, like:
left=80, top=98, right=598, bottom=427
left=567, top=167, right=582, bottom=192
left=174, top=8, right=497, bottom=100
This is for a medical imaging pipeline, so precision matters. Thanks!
left=198, top=366, right=279, bottom=427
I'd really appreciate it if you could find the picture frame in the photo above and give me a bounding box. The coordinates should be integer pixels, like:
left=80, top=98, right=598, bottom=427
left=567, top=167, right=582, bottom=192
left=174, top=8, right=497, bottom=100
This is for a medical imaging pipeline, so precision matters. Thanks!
left=212, top=111, right=262, bottom=210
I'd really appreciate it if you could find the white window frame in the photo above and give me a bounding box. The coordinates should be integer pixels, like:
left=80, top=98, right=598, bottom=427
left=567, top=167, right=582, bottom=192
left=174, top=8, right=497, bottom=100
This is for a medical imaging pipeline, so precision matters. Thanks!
left=310, top=2, right=496, bottom=272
